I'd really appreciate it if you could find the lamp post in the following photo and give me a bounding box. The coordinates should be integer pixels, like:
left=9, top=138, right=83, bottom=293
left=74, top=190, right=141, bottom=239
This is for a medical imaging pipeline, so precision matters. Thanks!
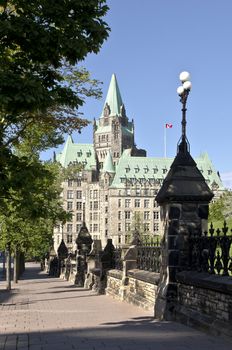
left=177, top=71, right=192, bottom=153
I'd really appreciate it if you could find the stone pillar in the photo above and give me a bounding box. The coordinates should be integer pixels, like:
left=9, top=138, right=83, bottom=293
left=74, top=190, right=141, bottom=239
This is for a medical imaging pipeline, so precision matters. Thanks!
left=155, top=143, right=213, bottom=320
left=75, top=221, right=93, bottom=286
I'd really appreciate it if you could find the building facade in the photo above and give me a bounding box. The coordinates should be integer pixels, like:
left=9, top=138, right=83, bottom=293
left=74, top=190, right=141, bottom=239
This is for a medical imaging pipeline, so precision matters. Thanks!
left=53, top=74, right=224, bottom=252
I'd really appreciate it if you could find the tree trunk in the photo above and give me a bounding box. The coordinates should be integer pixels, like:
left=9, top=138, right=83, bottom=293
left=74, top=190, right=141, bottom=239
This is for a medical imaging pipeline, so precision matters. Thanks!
left=6, top=243, right=11, bottom=290
left=13, top=248, right=19, bottom=283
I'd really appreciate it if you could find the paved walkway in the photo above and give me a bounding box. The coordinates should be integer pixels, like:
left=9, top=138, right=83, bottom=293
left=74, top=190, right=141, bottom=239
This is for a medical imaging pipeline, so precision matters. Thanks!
left=0, top=263, right=232, bottom=350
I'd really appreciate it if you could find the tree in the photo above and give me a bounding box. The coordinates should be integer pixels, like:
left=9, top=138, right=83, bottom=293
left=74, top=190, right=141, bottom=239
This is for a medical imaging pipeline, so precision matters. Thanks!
left=0, top=158, right=73, bottom=288
left=0, top=0, right=110, bottom=205
left=0, top=0, right=110, bottom=286
left=0, top=1, right=109, bottom=135
left=209, top=191, right=232, bottom=226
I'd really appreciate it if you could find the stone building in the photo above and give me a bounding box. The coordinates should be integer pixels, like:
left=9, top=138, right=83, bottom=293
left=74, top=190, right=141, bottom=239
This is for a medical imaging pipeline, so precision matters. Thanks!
left=53, top=74, right=224, bottom=252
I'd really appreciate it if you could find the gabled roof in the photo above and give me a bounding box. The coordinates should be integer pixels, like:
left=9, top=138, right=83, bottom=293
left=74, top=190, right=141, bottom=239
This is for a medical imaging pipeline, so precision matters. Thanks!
left=56, top=136, right=96, bottom=169
left=102, top=151, right=115, bottom=173
left=101, top=74, right=123, bottom=117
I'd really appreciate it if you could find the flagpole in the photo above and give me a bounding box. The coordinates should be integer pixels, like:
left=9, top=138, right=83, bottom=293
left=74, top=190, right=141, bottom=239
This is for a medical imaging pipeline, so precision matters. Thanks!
left=164, top=124, right=166, bottom=158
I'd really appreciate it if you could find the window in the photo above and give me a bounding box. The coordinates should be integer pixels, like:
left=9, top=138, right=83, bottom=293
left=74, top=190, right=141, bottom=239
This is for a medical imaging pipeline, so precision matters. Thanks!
left=105, top=218, right=108, bottom=224
left=153, top=223, right=159, bottom=232
left=67, top=224, right=73, bottom=232
left=93, top=212, right=98, bottom=220
left=144, top=199, right=150, bottom=208
left=76, top=190, right=82, bottom=199
left=93, top=224, right=98, bottom=232
left=144, top=223, right=150, bottom=232
left=118, top=236, right=121, bottom=244
left=105, top=206, right=108, bottom=213
left=76, top=224, right=81, bottom=232
left=90, top=213, right=93, bottom=221
left=67, top=190, right=73, bottom=199
left=118, top=223, right=122, bottom=232
left=125, top=199, right=131, bottom=208
left=93, top=190, right=98, bottom=199
left=67, top=201, right=73, bottom=210
left=136, top=188, right=140, bottom=195
left=125, top=211, right=131, bottom=219
left=162, top=168, right=167, bottom=174
left=153, top=211, right=159, bottom=220
left=105, top=195, right=108, bottom=202
left=144, top=211, right=150, bottom=220
left=93, top=201, right=98, bottom=209
left=90, top=190, right=93, bottom=199
left=76, top=202, right=82, bottom=210
left=118, top=211, right=121, bottom=220
left=90, top=201, right=93, bottom=210
left=153, top=200, right=158, bottom=208
left=105, top=229, right=108, bottom=236
left=153, top=167, right=158, bottom=174
left=76, top=213, right=82, bottom=221
left=118, top=199, right=121, bottom=207
left=76, top=179, right=81, bottom=187
left=90, top=224, right=93, bottom=233
left=135, top=199, right=140, bottom=208
left=67, top=234, right=72, bottom=243
left=125, top=222, right=131, bottom=231
left=143, top=189, right=149, bottom=196
left=208, top=169, right=212, bottom=175
left=126, top=189, right=131, bottom=196
left=68, top=180, right=73, bottom=187
left=144, top=166, right=149, bottom=173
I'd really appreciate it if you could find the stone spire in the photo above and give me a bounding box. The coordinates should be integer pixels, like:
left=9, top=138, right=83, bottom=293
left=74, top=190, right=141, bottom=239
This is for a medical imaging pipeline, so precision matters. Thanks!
left=101, top=74, right=123, bottom=117
left=102, top=151, right=115, bottom=173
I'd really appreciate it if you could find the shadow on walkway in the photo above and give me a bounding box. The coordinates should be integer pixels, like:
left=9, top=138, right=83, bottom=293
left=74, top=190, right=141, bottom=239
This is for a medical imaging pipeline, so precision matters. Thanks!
left=1, top=319, right=232, bottom=350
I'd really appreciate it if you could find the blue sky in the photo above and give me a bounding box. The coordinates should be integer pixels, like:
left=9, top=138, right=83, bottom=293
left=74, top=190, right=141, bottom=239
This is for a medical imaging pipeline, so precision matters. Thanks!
left=42, top=0, right=232, bottom=188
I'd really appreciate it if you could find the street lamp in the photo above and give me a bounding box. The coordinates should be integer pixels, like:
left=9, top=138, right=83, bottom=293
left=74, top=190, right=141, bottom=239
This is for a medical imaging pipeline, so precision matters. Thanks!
left=177, top=71, right=192, bottom=153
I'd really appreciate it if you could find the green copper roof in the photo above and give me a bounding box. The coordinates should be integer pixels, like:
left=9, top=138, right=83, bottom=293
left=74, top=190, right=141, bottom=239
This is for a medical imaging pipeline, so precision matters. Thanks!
left=56, top=136, right=96, bottom=169
left=101, top=74, right=123, bottom=117
left=110, top=151, right=224, bottom=191
left=102, top=151, right=115, bottom=173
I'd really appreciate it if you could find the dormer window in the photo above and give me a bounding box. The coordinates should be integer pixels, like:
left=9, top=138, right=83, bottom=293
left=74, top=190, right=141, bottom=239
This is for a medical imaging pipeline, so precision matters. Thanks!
left=77, top=151, right=82, bottom=157
left=162, top=168, right=167, bottom=174
left=86, top=151, right=91, bottom=158
left=153, top=167, right=158, bottom=174
left=144, top=166, right=149, bottom=173
left=135, top=166, right=140, bottom=173
left=208, top=169, right=212, bottom=175
left=125, top=166, right=130, bottom=173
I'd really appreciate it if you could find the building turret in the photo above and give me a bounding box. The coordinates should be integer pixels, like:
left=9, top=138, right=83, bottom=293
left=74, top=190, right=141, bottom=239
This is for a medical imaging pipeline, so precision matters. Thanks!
left=94, top=74, right=143, bottom=169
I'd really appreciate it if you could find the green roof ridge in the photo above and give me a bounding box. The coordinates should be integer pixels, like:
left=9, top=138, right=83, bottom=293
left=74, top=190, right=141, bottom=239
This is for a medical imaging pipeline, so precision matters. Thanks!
left=101, top=74, right=123, bottom=117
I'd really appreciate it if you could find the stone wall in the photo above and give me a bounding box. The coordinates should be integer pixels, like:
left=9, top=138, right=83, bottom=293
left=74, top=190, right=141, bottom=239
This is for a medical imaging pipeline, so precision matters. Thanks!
left=106, top=269, right=160, bottom=310
left=176, top=271, right=232, bottom=338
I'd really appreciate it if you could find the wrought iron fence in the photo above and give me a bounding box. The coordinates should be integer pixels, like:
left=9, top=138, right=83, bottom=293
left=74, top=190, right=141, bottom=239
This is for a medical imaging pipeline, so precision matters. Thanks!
left=137, top=237, right=161, bottom=273
left=189, top=222, right=232, bottom=276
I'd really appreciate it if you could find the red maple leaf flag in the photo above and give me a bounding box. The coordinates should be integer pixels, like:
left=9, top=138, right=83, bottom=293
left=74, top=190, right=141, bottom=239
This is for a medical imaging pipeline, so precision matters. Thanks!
left=165, top=123, right=173, bottom=128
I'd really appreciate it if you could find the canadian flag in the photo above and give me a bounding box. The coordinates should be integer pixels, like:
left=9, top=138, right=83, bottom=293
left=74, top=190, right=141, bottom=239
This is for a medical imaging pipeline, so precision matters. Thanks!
left=165, top=123, right=173, bottom=128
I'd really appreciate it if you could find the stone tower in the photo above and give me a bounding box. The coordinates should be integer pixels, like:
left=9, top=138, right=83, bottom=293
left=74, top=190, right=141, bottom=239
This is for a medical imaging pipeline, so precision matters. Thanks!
left=93, top=74, right=145, bottom=169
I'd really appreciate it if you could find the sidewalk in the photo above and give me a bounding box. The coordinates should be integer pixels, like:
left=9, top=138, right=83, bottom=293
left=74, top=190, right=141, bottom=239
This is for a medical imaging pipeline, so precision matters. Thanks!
left=0, top=263, right=231, bottom=350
